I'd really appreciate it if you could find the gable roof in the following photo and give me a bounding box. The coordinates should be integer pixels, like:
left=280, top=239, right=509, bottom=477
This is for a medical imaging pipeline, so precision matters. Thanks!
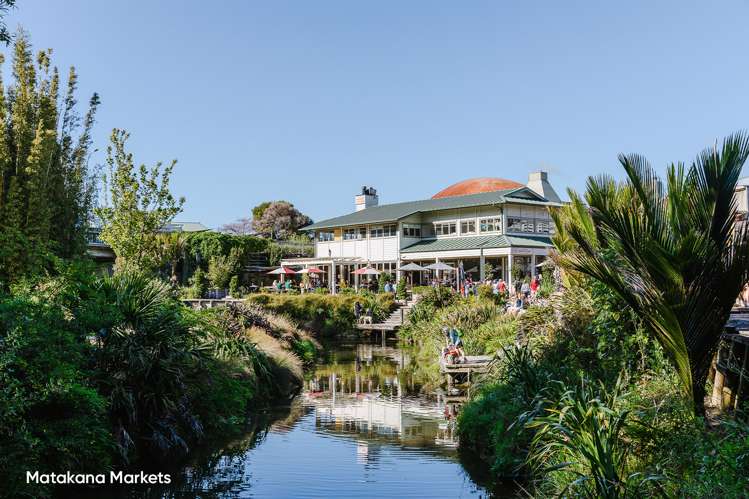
left=305, top=187, right=560, bottom=230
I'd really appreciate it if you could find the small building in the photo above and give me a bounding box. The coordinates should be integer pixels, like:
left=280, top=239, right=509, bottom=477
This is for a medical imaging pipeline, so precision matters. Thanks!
left=282, top=172, right=563, bottom=292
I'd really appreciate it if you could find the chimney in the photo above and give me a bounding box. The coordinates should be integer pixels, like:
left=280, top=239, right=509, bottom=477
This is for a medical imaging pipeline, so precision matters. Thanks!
left=355, top=186, right=378, bottom=211
left=527, top=171, right=561, bottom=203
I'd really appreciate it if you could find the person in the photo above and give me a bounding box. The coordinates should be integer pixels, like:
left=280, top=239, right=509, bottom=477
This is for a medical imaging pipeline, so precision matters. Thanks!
left=530, top=276, right=539, bottom=296
left=449, top=327, right=465, bottom=360
left=354, top=301, right=363, bottom=322
left=498, top=278, right=507, bottom=295
left=521, top=279, right=530, bottom=299
left=284, top=279, right=292, bottom=291
left=514, top=277, right=522, bottom=294
left=272, top=279, right=278, bottom=291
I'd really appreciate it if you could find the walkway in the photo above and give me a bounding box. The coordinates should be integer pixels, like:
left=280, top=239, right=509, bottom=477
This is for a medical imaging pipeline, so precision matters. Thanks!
left=355, top=299, right=415, bottom=332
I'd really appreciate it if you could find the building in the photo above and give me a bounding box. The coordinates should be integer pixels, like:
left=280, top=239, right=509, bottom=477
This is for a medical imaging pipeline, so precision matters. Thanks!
left=282, top=172, right=563, bottom=292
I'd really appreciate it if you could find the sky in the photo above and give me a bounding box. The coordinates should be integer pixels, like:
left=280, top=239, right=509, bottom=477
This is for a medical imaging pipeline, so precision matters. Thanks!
left=9, top=1, right=749, bottom=228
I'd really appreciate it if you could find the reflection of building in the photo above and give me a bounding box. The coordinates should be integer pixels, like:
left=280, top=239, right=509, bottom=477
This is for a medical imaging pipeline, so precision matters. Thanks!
left=283, top=173, right=562, bottom=292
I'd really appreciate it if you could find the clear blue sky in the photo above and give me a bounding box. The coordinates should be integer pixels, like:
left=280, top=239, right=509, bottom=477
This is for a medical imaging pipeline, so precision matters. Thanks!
left=11, top=1, right=749, bottom=228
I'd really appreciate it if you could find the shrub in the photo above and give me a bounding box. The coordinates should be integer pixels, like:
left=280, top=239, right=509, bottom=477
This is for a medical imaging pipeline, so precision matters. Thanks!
left=396, top=278, right=407, bottom=300
left=246, top=293, right=395, bottom=335
left=229, top=275, right=239, bottom=297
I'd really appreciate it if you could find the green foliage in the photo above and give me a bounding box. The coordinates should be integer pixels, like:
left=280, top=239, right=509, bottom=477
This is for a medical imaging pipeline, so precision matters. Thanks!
left=396, top=278, right=407, bottom=299
left=0, top=32, right=100, bottom=286
left=552, top=133, right=749, bottom=410
left=186, top=267, right=207, bottom=298
left=207, top=247, right=241, bottom=289
left=0, top=263, right=114, bottom=497
left=229, top=275, right=239, bottom=297
left=246, top=292, right=395, bottom=335
left=527, top=377, right=666, bottom=498
left=95, top=129, right=185, bottom=274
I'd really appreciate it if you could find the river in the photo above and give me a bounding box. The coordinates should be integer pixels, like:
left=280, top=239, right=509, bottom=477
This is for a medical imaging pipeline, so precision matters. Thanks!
left=104, top=337, right=506, bottom=498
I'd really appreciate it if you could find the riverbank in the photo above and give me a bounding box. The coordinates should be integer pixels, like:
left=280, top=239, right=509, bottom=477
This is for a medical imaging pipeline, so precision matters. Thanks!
left=0, top=263, right=310, bottom=498
left=408, top=281, right=749, bottom=496
left=78, top=337, right=498, bottom=497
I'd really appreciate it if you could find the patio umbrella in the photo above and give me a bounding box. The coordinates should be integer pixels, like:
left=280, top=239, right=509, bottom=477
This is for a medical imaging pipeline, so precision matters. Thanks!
left=425, top=262, right=455, bottom=272
left=399, top=262, right=426, bottom=272
left=296, top=267, right=323, bottom=274
left=296, top=267, right=323, bottom=279
left=267, top=266, right=296, bottom=275
left=354, top=266, right=381, bottom=275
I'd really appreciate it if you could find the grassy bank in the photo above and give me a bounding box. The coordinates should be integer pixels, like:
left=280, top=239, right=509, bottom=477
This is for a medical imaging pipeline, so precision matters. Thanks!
left=0, top=262, right=308, bottom=498
left=456, top=280, right=749, bottom=496
left=246, top=291, right=395, bottom=335
left=396, top=287, right=517, bottom=392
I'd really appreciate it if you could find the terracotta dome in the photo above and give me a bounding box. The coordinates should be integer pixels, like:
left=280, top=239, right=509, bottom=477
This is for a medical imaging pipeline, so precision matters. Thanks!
left=432, top=177, right=524, bottom=199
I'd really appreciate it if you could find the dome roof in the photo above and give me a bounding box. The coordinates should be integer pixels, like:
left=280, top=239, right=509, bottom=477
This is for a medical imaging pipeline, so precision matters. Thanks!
left=432, top=177, right=524, bottom=199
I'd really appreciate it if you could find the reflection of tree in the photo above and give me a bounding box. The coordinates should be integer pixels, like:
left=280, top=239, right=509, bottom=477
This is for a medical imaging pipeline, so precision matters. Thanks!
left=143, top=404, right=307, bottom=497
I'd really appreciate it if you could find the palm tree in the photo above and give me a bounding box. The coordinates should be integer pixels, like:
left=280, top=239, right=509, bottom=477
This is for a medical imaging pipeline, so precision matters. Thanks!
left=552, top=133, right=749, bottom=413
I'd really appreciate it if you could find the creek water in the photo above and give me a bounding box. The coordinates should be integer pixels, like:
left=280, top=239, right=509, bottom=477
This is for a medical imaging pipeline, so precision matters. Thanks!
left=102, top=337, right=507, bottom=498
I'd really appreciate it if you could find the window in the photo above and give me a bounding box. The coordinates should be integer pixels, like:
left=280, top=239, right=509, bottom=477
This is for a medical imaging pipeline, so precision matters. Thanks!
left=343, top=227, right=366, bottom=240
left=460, top=220, right=476, bottom=234
left=535, top=220, right=552, bottom=234
left=506, top=217, right=535, bottom=233
left=403, top=225, right=421, bottom=238
left=434, top=221, right=457, bottom=236
left=479, top=217, right=502, bottom=233
left=317, top=231, right=334, bottom=241
left=370, top=224, right=397, bottom=238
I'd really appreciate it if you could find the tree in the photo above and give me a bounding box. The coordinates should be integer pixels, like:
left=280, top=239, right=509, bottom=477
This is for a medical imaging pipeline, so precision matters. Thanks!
left=0, top=1, right=16, bottom=45
left=206, top=248, right=241, bottom=290
left=95, top=129, right=185, bottom=273
left=253, top=201, right=312, bottom=239
left=251, top=201, right=272, bottom=221
left=157, top=232, right=187, bottom=282
left=0, top=32, right=100, bottom=285
left=220, top=217, right=253, bottom=235
left=552, top=133, right=749, bottom=413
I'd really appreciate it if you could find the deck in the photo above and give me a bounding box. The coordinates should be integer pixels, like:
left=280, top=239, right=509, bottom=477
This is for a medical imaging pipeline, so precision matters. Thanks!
left=355, top=300, right=414, bottom=333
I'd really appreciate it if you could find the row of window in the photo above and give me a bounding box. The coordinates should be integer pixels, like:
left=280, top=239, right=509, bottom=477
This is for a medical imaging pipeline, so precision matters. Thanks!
left=321, top=224, right=398, bottom=241
left=506, top=217, right=553, bottom=234
left=319, top=217, right=552, bottom=241
left=435, top=216, right=502, bottom=236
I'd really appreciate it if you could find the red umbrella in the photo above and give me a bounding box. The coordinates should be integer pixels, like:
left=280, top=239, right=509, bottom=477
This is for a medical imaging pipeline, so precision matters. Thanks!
left=267, top=266, right=296, bottom=275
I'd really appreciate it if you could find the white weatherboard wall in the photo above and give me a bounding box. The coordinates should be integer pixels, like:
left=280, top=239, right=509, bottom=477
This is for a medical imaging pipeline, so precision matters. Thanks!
left=315, top=235, right=399, bottom=262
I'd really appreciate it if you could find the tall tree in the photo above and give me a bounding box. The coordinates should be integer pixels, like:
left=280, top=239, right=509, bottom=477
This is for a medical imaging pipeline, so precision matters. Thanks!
left=0, top=32, right=99, bottom=285
left=95, top=129, right=184, bottom=273
left=552, top=133, right=749, bottom=413
left=253, top=201, right=312, bottom=239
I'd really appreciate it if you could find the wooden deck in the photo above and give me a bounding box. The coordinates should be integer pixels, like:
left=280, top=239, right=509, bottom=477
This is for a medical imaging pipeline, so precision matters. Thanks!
left=440, top=354, right=494, bottom=388
left=355, top=300, right=414, bottom=332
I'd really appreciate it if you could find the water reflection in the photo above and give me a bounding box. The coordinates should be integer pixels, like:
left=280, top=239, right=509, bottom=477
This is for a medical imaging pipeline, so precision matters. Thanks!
left=97, top=338, right=499, bottom=498
left=305, top=342, right=462, bottom=452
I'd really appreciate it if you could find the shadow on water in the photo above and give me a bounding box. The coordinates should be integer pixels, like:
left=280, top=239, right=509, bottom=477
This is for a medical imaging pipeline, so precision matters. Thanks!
left=72, top=337, right=518, bottom=498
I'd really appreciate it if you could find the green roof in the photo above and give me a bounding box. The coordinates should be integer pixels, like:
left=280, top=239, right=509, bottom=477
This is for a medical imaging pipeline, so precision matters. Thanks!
left=306, top=188, right=559, bottom=230
left=400, top=234, right=553, bottom=253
